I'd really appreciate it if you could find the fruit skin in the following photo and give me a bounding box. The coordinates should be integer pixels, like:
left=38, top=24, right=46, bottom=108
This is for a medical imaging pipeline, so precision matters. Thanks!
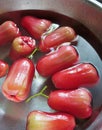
left=52, top=63, right=99, bottom=90
left=26, top=110, right=76, bottom=130
left=39, top=26, right=76, bottom=52
left=0, top=21, right=21, bottom=46
left=9, top=36, right=36, bottom=61
left=21, top=16, right=52, bottom=40
left=36, top=45, right=79, bottom=77
left=48, top=88, right=92, bottom=119
left=0, top=60, right=9, bottom=77
left=2, top=58, right=35, bottom=102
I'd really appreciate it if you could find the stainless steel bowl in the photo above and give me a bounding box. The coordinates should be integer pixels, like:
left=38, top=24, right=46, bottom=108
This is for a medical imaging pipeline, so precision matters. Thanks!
left=0, top=0, right=102, bottom=130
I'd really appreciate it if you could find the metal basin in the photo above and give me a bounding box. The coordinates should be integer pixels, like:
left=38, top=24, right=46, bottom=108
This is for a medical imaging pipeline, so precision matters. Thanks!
left=0, top=0, right=102, bottom=130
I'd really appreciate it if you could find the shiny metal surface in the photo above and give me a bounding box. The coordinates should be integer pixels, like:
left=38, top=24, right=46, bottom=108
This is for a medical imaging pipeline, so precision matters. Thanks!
left=87, top=0, right=102, bottom=9
left=0, top=0, right=102, bottom=130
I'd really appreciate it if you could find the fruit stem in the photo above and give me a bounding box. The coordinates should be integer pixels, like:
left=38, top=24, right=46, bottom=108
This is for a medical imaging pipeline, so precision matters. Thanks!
left=28, top=48, right=38, bottom=59
left=26, top=85, right=49, bottom=103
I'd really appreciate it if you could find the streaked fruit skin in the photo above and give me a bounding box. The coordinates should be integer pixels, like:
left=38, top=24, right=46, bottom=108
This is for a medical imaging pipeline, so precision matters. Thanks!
left=48, top=88, right=92, bottom=119
left=21, top=16, right=52, bottom=40
left=52, top=63, right=99, bottom=90
left=9, top=36, right=36, bottom=61
left=0, top=60, right=9, bottom=77
left=39, top=26, right=76, bottom=52
left=0, top=21, right=21, bottom=46
left=2, top=58, right=35, bottom=102
left=36, top=45, right=79, bottom=77
left=26, top=110, right=76, bottom=130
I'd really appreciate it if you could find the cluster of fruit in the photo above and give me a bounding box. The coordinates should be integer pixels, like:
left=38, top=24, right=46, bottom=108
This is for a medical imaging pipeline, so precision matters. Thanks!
left=0, top=16, right=99, bottom=130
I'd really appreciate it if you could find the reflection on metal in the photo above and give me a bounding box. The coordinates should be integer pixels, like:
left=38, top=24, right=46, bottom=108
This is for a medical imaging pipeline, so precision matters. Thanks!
left=87, top=0, right=102, bottom=9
